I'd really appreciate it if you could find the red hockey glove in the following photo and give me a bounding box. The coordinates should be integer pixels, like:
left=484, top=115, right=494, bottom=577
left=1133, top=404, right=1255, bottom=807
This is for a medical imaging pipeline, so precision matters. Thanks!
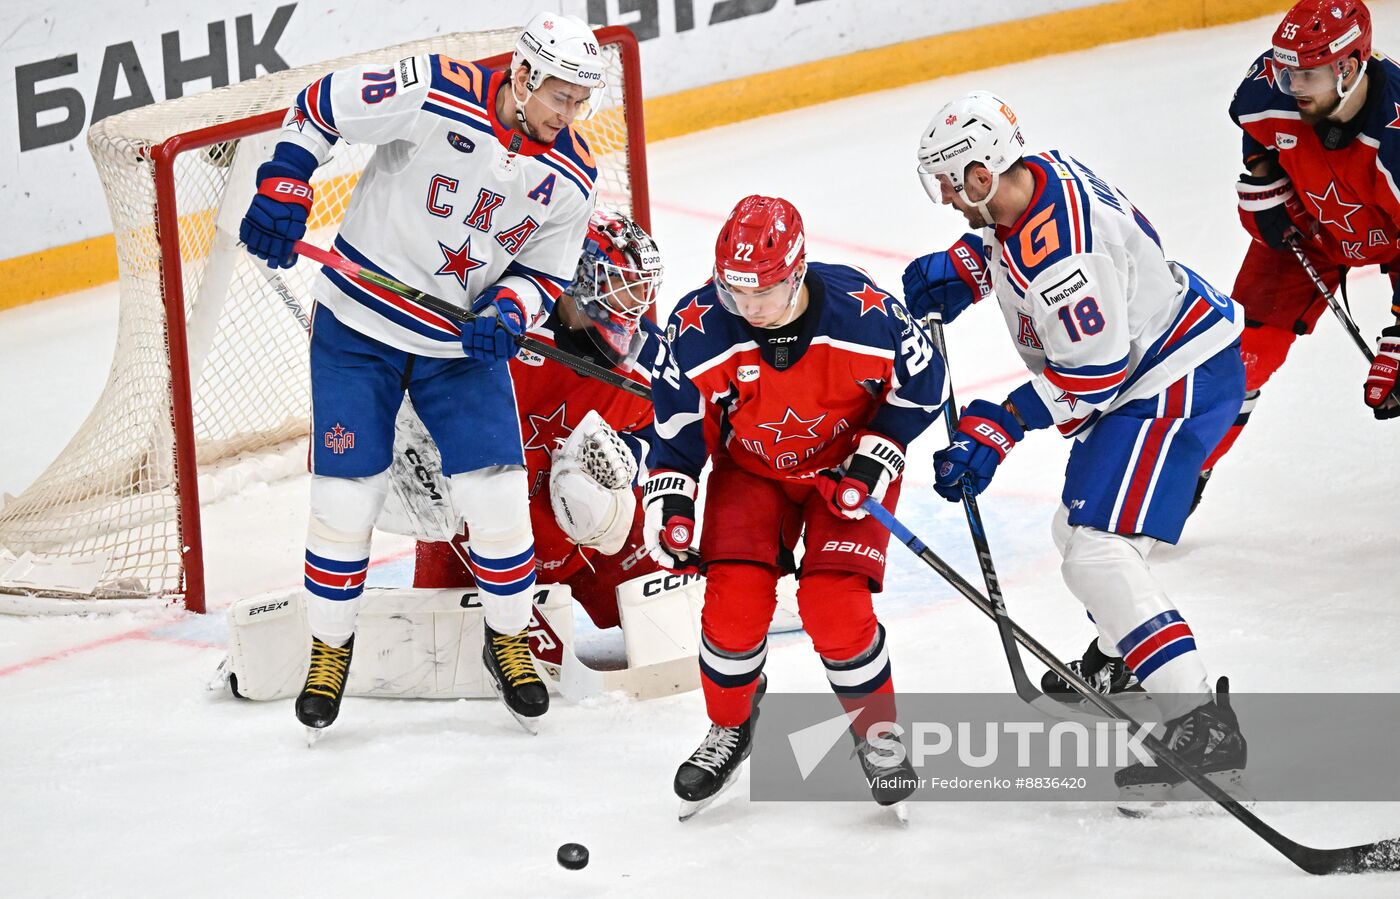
left=1365, top=325, right=1400, bottom=419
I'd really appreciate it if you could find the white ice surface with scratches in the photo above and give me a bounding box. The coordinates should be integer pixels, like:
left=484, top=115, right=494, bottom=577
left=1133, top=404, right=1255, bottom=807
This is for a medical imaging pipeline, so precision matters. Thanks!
left=3, top=8, right=1400, bottom=896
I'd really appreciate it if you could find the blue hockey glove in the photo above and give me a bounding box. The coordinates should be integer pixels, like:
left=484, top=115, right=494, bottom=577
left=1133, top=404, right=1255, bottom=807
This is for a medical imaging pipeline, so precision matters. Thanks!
left=902, top=234, right=990, bottom=324
left=461, top=286, right=526, bottom=361
left=932, top=399, right=1025, bottom=501
left=239, top=146, right=318, bottom=269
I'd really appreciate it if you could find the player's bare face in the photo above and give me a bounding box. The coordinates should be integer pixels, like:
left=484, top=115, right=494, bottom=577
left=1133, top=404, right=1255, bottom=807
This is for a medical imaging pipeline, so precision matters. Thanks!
left=726, top=277, right=801, bottom=328
left=1280, top=62, right=1347, bottom=122
left=524, top=78, right=592, bottom=141
left=938, top=175, right=985, bottom=228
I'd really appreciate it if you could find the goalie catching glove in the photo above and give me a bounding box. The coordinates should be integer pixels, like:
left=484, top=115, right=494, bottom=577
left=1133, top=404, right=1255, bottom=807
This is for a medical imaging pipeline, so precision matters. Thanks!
left=642, top=471, right=700, bottom=573
left=815, top=432, right=905, bottom=520
left=549, top=410, right=639, bottom=554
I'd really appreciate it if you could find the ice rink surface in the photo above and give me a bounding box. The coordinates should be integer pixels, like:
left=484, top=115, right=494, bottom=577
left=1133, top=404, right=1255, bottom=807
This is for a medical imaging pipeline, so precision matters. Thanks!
left=4, top=7, right=1400, bottom=896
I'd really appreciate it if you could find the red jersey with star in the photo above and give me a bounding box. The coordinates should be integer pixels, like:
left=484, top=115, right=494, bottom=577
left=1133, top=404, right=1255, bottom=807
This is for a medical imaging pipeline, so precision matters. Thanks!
left=1231, top=51, right=1400, bottom=268
left=511, top=319, right=653, bottom=504
left=648, top=262, right=946, bottom=482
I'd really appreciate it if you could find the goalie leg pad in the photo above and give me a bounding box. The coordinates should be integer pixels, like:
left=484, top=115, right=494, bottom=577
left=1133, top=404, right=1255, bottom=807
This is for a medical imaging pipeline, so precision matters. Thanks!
left=451, top=465, right=537, bottom=634
left=1059, top=524, right=1209, bottom=718
left=223, top=586, right=577, bottom=700
left=304, top=472, right=387, bottom=645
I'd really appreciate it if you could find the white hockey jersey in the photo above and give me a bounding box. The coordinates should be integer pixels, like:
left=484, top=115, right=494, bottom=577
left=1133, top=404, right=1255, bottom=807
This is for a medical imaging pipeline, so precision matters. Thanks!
left=278, top=54, right=598, bottom=357
left=971, top=151, right=1243, bottom=437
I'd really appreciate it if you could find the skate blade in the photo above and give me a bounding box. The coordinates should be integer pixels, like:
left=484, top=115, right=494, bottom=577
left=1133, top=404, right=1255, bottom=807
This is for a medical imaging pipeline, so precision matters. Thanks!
left=486, top=676, right=543, bottom=734
left=506, top=708, right=541, bottom=735
left=305, top=726, right=325, bottom=747
left=1116, top=768, right=1248, bottom=818
left=677, top=767, right=744, bottom=822
left=889, top=801, right=910, bottom=827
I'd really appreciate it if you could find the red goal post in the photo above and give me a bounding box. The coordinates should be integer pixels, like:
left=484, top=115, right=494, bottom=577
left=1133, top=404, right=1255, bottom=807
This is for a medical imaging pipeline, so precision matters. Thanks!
left=0, top=26, right=649, bottom=614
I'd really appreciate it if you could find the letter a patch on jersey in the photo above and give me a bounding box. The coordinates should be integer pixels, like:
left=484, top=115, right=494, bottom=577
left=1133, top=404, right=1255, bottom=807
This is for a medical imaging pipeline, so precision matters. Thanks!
left=527, top=174, right=556, bottom=206
left=1016, top=312, right=1043, bottom=349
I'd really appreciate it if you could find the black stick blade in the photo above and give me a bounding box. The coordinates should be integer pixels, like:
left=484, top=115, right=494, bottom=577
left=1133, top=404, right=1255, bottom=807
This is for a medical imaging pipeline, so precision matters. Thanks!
left=1293, top=838, right=1400, bottom=875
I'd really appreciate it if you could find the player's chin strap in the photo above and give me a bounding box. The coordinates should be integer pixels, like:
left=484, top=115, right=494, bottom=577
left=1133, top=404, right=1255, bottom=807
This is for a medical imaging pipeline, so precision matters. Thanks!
left=1334, top=57, right=1369, bottom=113
left=858, top=495, right=1400, bottom=875
left=510, top=78, right=545, bottom=142
left=972, top=170, right=1001, bottom=228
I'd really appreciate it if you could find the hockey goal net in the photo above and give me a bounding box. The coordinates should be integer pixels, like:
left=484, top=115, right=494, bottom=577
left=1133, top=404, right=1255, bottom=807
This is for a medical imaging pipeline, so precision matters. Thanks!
left=0, top=26, right=648, bottom=613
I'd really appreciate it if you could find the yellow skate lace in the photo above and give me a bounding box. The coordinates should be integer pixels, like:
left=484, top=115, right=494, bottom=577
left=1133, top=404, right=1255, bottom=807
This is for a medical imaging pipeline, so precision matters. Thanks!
left=490, top=631, right=542, bottom=686
left=304, top=639, right=351, bottom=698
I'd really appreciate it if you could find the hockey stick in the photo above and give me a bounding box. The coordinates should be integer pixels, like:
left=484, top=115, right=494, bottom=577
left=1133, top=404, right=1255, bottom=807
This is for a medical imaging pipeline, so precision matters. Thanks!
left=1287, top=239, right=1375, bottom=363
left=292, top=240, right=651, bottom=400
left=924, top=313, right=1040, bottom=702
left=861, top=496, right=1400, bottom=875
left=253, top=263, right=462, bottom=540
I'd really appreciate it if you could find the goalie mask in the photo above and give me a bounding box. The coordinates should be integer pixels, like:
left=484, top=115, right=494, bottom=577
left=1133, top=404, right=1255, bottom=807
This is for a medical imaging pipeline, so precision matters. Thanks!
left=570, top=209, right=663, bottom=370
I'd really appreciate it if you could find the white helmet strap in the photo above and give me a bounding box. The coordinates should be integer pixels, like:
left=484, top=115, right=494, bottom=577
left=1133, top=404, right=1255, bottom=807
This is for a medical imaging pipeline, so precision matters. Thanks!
left=972, top=169, right=1001, bottom=227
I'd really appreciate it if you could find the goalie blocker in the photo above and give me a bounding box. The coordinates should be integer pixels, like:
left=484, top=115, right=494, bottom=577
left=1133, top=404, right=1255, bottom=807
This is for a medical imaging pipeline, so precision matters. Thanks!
left=215, top=569, right=707, bottom=703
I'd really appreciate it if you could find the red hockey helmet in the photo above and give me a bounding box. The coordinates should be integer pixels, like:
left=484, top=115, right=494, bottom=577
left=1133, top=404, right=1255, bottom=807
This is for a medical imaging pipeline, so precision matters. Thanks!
left=571, top=208, right=663, bottom=369
left=713, top=195, right=806, bottom=325
left=1273, top=0, right=1371, bottom=69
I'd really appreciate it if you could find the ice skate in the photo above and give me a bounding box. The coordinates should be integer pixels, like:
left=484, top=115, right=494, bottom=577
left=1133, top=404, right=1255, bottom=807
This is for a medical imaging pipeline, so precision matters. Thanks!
left=1041, top=638, right=1142, bottom=704
left=676, top=675, right=766, bottom=821
left=1116, top=677, right=1247, bottom=817
left=851, top=725, right=917, bottom=825
left=483, top=623, right=549, bottom=733
left=296, top=635, right=354, bottom=742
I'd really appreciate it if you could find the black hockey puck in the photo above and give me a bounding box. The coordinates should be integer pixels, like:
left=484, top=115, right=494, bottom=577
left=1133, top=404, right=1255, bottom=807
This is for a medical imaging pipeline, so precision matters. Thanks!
left=557, top=842, right=589, bottom=870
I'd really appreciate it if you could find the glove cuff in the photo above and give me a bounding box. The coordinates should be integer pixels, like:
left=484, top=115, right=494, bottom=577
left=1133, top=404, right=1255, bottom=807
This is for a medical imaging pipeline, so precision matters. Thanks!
left=643, top=470, right=697, bottom=504
left=256, top=177, right=313, bottom=211
left=851, top=432, right=906, bottom=485
left=1236, top=174, right=1294, bottom=211
left=1006, top=381, right=1054, bottom=431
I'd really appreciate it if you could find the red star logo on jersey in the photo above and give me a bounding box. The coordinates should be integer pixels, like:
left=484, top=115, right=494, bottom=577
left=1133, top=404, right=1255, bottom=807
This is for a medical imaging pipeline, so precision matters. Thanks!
left=1053, top=390, right=1079, bottom=412
left=290, top=107, right=310, bottom=131
left=1387, top=103, right=1400, bottom=130
left=1252, top=57, right=1276, bottom=88
left=756, top=407, right=827, bottom=443
left=523, top=402, right=572, bottom=453
left=435, top=236, right=486, bottom=289
left=676, top=297, right=711, bottom=336
left=1304, top=181, right=1364, bottom=234
left=849, top=284, right=890, bottom=316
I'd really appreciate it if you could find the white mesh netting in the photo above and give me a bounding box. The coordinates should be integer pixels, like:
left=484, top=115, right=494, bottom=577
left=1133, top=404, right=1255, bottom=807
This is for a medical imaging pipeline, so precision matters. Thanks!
left=0, top=28, right=642, bottom=607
